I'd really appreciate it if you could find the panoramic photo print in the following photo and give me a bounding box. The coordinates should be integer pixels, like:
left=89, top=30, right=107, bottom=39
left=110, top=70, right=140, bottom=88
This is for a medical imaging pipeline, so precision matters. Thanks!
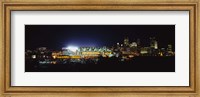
left=25, top=25, right=175, bottom=72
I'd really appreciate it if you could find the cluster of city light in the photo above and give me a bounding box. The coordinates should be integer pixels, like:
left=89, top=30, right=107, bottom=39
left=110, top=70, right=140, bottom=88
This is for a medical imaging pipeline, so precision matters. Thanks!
left=27, top=37, right=175, bottom=64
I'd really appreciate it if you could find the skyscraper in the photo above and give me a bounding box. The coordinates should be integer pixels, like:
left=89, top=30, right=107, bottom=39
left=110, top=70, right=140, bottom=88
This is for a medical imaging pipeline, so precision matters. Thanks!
left=150, top=37, right=158, bottom=49
left=130, top=42, right=137, bottom=47
left=154, top=41, right=158, bottom=49
left=167, top=44, right=172, bottom=52
left=124, top=37, right=129, bottom=47
left=136, top=38, right=140, bottom=47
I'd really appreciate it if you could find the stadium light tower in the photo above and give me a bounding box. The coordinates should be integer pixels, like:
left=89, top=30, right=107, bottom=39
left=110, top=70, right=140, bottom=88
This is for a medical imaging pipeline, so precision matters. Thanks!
left=66, top=46, right=78, bottom=52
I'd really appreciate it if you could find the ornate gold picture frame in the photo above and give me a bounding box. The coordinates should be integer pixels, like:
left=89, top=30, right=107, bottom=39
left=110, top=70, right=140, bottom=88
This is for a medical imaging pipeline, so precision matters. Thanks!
left=0, top=0, right=199, bottom=97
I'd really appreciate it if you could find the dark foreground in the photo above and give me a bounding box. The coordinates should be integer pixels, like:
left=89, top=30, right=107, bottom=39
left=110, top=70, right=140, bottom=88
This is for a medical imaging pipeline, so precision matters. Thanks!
left=25, top=56, right=175, bottom=72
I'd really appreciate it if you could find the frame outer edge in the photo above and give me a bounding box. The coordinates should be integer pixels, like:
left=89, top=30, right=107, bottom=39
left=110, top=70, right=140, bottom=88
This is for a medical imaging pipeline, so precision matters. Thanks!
left=2, top=2, right=198, bottom=94
left=1, top=1, right=5, bottom=97
left=1, top=0, right=200, bottom=4
left=0, top=0, right=200, bottom=97
left=0, top=1, right=1, bottom=96
left=196, top=0, right=200, bottom=97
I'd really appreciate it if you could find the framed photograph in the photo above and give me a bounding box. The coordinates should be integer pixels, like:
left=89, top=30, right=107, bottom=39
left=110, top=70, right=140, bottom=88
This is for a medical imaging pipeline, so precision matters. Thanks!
left=25, top=25, right=175, bottom=72
left=0, top=0, right=199, bottom=97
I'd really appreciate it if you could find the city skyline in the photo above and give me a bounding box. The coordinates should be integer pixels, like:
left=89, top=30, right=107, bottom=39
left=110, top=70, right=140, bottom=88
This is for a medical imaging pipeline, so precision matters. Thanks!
left=26, top=36, right=174, bottom=54
left=25, top=25, right=175, bottom=72
left=25, top=25, right=175, bottom=50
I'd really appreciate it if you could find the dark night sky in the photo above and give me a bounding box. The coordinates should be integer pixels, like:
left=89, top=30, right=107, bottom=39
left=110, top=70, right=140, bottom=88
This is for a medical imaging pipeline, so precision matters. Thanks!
left=25, top=25, right=175, bottom=50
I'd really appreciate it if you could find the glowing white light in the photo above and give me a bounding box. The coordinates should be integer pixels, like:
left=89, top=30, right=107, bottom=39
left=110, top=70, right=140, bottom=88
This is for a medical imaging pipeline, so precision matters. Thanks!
left=67, top=46, right=78, bottom=52
left=32, top=55, right=36, bottom=59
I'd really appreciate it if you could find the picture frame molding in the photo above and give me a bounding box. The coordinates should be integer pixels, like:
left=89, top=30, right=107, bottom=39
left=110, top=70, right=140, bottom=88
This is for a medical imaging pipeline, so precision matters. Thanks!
left=0, top=0, right=199, bottom=97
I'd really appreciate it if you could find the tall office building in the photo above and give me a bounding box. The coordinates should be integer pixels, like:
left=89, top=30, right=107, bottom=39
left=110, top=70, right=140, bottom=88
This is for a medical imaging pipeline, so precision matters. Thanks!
left=136, top=38, right=140, bottom=46
left=154, top=41, right=158, bottom=49
left=124, top=37, right=129, bottom=47
left=167, top=44, right=172, bottom=52
left=130, top=42, right=137, bottom=47
left=150, top=37, right=158, bottom=49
